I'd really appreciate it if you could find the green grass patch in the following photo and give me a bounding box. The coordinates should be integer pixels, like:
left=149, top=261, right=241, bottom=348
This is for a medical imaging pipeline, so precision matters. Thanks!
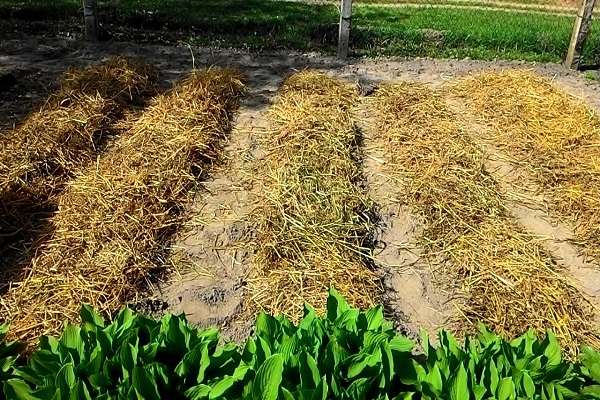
left=0, top=1, right=598, bottom=65
left=352, top=5, right=593, bottom=62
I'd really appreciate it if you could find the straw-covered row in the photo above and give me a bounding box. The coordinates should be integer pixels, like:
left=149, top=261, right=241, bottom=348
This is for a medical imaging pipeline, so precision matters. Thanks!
left=453, top=70, right=600, bottom=261
left=369, top=83, right=597, bottom=357
left=0, top=67, right=245, bottom=344
left=247, top=71, right=381, bottom=321
left=0, top=57, right=158, bottom=255
left=0, top=56, right=158, bottom=196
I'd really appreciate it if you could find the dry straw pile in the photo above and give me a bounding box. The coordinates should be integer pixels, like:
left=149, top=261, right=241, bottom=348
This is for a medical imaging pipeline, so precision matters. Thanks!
left=247, top=71, right=381, bottom=322
left=1, top=67, right=245, bottom=343
left=0, top=56, right=157, bottom=196
left=0, top=57, right=158, bottom=254
left=370, top=82, right=597, bottom=357
left=454, top=70, right=600, bottom=261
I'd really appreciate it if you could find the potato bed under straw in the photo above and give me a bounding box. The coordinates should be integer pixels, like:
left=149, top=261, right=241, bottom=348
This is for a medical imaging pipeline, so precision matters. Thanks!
left=247, top=71, right=381, bottom=322
left=369, top=82, right=598, bottom=357
left=1, top=67, right=245, bottom=344
left=453, top=70, right=600, bottom=262
left=0, top=57, right=158, bottom=257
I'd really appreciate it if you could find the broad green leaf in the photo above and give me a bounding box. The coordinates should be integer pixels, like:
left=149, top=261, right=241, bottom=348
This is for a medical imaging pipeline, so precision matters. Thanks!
left=490, top=360, right=500, bottom=394
left=185, top=384, right=211, bottom=400
left=119, top=342, right=139, bottom=380
left=276, top=315, right=296, bottom=336
left=254, top=336, right=273, bottom=366
left=522, top=372, right=535, bottom=398
left=242, top=338, right=257, bottom=362
left=233, top=362, right=252, bottom=381
left=497, top=377, right=516, bottom=400
left=59, top=325, right=84, bottom=362
left=388, top=336, right=414, bottom=354
left=81, top=347, right=102, bottom=376
left=255, top=313, right=281, bottom=339
left=364, top=332, right=392, bottom=348
left=542, top=331, right=561, bottom=367
left=581, top=346, right=600, bottom=383
left=326, top=287, right=350, bottom=321
left=132, top=367, right=160, bottom=400
left=80, top=305, right=105, bottom=329
left=88, top=373, right=110, bottom=390
left=344, top=377, right=371, bottom=400
left=311, top=378, right=328, bottom=400
left=30, top=386, right=56, bottom=400
left=55, top=363, right=76, bottom=394
left=579, top=385, right=600, bottom=396
left=335, top=309, right=359, bottom=331
left=197, top=343, right=211, bottom=383
left=364, top=305, right=385, bottom=331
left=0, top=324, right=9, bottom=340
left=209, top=376, right=237, bottom=399
left=299, top=353, right=320, bottom=390
left=450, top=364, right=469, bottom=400
left=439, top=330, right=462, bottom=360
left=381, top=341, right=395, bottom=389
left=279, top=336, right=299, bottom=364
left=425, top=365, right=443, bottom=393
left=175, top=342, right=203, bottom=379
left=346, top=348, right=382, bottom=379
left=252, top=354, right=283, bottom=400
left=68, top=381, right=91, bottom=400
left=281, top=387, right=295, bottom=400
left=3, top=379, right=35, bottom=400
left=473, top=384, right=487, bottom=400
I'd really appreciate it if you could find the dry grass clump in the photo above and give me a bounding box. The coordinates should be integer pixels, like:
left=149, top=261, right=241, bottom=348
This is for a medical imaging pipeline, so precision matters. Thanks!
left=0, top=67, right=245, bottom=343
left=453, top=70, right=600, bottom=261
left=0, top=57, right=158, bottom=253
left=370, top=82, right=597, bottom=357
left=247, top=71, right=381, bottom=322
left=0, top=56, right=158, bottom=195
left=55, top=56, right=158, bottom=107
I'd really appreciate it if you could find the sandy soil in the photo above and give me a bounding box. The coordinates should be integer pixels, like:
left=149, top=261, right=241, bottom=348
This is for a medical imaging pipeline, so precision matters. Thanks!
left=2, top=36, right=599, bottom=341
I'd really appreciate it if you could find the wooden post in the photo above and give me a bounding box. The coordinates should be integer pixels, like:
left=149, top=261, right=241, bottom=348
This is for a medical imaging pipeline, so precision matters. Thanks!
left=338, top=0, right=353, bottom=60
left=565, top=0, right=595, bottom=70
left=83, top=0, right=100, bottom=41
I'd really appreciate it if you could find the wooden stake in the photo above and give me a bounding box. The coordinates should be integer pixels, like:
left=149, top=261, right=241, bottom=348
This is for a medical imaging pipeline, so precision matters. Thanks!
left=565, top=0, right=595, bottom=70
left=338, top=0, right=353, bottom=60
left=83, top=0, right=100, bottom=41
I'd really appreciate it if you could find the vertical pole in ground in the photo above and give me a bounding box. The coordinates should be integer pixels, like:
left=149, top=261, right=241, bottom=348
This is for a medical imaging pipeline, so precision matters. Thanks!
left=338, top=0, right=353, bottom=60
left=565, top=0, right=595, bottom=69
left=83, top=0, right=100, bottom=41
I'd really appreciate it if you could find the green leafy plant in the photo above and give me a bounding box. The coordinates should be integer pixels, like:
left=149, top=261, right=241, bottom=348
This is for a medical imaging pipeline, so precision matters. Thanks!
left=6, top=306, right=240, bottom=399
left=2, top=289, right=600, bottom=400
left=415, top=325, right=591, bottom=400
left=183, top=287, right=416, bottom=399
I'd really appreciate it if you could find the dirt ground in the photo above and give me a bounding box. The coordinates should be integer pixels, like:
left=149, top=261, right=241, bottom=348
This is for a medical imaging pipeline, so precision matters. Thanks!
left=2, top=36, right=599, bottom=343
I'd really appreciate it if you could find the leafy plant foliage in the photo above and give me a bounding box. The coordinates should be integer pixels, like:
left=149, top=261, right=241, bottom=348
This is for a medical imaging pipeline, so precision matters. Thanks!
left=1, top=289, right=599, bottom=399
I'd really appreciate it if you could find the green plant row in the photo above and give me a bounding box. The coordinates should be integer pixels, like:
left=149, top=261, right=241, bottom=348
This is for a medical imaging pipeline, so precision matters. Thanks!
left=1, top=289, right=600, bottom=399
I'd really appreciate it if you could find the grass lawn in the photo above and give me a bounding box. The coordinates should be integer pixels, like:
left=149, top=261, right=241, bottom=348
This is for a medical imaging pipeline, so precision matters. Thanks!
left=0, top=0, right=596, bottom=63
left=352, top=5, right=591, bottom=62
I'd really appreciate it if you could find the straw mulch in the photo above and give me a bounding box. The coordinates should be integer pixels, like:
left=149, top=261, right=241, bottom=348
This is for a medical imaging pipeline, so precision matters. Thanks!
left=453, top=70, right=600, bottom=262
left=370, top=82, right=598, bottom=357
left=0, top=67, right=245, bottom=344
left=247, top=71, right=381, bottom=322
left=0, top=56, right=158, bottom=196
left=0, top=57, right=158, bottom=255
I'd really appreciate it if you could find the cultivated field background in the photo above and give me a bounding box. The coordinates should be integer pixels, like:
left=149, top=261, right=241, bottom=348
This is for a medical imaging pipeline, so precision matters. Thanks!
left=1, top=0, right=600, bottom=63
